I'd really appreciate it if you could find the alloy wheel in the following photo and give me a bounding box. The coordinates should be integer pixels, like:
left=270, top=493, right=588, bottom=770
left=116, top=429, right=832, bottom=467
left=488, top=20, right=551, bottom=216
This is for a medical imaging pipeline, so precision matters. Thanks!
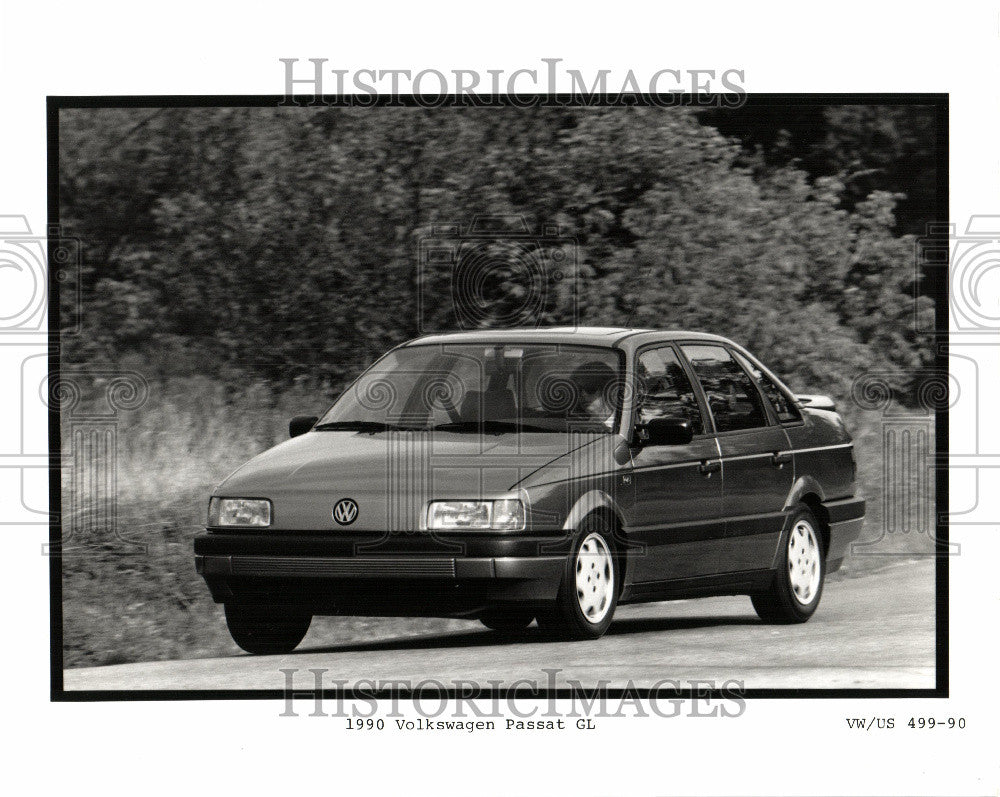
left=575, top=532, right=615, bottom=623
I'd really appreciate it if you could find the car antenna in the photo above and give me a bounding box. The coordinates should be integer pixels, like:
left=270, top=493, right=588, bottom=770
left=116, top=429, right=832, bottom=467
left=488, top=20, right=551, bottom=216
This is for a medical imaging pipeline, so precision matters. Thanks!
left=620, top=275, right=640, bottom=328
left=623, top=304, right=637, bottom=329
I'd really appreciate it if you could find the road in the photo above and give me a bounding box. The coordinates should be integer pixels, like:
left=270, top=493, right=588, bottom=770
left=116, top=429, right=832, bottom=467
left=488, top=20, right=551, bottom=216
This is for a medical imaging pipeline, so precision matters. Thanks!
left=64, top=558, right=936, bottom=691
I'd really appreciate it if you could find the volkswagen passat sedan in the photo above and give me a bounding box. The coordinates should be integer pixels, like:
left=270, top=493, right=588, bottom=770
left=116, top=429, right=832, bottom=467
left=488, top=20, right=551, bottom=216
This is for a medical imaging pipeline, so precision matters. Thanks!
left=195, top=328, right=865, bottom=653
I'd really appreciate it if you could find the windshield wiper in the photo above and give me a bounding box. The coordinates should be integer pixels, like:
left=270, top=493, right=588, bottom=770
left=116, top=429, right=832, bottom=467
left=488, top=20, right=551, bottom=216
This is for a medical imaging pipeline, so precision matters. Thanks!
left=430, top=420, right=554, bottom=434
left=312, top=420, right=427, bottom=433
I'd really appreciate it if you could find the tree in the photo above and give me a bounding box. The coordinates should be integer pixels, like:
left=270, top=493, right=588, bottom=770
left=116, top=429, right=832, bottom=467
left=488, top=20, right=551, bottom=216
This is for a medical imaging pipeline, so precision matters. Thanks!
left=59, top=104, right=934, bottom=403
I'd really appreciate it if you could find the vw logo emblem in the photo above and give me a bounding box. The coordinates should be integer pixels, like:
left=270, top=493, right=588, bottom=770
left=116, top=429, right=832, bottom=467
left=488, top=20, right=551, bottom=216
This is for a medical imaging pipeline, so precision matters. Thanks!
left=332, top=498, right=359, bottom=525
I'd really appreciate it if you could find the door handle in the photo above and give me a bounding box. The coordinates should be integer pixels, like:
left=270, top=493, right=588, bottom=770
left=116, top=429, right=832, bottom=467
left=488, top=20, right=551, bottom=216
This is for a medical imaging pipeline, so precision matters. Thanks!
left=771, top=452, right=792, bottom=467
left=699, top=459, right=721, bottom=476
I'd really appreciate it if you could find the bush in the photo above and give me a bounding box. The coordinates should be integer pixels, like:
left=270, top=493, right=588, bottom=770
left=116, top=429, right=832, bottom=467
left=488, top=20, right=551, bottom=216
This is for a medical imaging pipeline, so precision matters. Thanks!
left=60, top=106, right=932, bottom=404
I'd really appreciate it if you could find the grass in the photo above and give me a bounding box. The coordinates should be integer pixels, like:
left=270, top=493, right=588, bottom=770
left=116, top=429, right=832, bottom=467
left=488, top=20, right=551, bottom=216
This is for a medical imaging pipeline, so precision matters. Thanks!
left=60, top=378, right=936, bottom=668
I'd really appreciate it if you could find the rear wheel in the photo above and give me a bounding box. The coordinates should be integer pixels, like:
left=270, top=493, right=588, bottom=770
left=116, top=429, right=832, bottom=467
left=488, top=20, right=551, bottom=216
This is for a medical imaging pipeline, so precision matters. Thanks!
left=480, top=608, right=534, bottom=633
left=751, top=506, right=826, bottom=624
left=224, top=604, right=312, bottom=654
left=537, top=514, right=619, bottom=640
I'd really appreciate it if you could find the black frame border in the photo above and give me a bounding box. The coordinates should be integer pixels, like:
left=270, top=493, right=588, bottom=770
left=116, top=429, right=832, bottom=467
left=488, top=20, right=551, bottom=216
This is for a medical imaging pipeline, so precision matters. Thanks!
left=47, top=92, right=949, bottom=702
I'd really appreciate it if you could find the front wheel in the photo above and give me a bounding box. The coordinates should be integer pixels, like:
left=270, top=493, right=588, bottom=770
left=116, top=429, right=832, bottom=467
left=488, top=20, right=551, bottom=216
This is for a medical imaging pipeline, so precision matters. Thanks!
left=537, top=515, right=619, bottom=640
left=224, top=604, right=312, bottom=654
left=752, top=507, right=826, bottom=624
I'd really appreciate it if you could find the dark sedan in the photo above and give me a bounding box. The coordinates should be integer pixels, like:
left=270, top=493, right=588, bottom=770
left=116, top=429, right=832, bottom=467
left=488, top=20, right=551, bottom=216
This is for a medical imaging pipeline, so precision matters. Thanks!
left=195, top=327, right=864, bottom=653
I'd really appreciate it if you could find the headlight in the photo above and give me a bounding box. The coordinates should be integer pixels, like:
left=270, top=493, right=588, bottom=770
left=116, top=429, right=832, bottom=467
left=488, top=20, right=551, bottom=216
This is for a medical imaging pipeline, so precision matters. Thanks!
left=208, top=497, right=272, bottom=527
left=427, top=499, right=525, bottom=531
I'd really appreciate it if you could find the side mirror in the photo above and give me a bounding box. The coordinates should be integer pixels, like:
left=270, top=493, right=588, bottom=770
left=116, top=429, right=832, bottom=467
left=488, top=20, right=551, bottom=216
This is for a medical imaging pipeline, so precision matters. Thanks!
left=796, top=394, right=836, bottom=412
left=289, top=415, right=318, bottom=438
left=640, top=417, right=693, bottom=447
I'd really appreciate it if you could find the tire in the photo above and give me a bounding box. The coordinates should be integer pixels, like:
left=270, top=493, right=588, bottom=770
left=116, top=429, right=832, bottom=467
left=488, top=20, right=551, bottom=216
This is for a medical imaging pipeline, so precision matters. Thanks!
left=537, top=514, right=620, bottom=640
left=752, top=506, right=826, bottom=624
left=224, top=604, right=312, bottom=654
left=480, top=608, right=535, bottom=633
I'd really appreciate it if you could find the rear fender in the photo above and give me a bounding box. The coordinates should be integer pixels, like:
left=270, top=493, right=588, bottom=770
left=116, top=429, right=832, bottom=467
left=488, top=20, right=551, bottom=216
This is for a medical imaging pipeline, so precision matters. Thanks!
left=783, top=475, right=827, bottom=511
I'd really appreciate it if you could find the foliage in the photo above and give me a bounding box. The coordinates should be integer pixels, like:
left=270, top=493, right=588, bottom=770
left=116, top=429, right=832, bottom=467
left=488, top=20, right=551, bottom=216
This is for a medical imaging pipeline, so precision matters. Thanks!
left=59, top=104, right=935, bottom=403
left=698, top=103, right=939, bottom=236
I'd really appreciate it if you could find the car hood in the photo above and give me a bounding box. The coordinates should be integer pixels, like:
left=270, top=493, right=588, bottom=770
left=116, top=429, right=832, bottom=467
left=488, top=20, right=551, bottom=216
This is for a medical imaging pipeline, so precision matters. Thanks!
left=213, top=430, right=622, bottom=531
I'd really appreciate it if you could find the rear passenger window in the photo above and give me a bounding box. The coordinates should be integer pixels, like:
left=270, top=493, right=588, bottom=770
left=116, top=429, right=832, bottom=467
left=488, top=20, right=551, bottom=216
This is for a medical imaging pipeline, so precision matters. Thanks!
left=680, top=344, right=769, bottom=433
left=636, top=346, right=704, bottom=434
left=732, top=351, right=802, bottom=423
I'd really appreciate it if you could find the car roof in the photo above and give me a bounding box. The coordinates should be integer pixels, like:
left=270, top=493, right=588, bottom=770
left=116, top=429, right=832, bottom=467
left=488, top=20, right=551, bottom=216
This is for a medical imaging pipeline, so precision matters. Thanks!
left=400, top=327, right=737, bottom=349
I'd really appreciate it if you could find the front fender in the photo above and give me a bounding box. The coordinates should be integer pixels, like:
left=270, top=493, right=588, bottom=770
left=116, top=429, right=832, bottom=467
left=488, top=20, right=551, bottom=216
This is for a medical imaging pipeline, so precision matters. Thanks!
left=562, top=489, right=626, bottom=531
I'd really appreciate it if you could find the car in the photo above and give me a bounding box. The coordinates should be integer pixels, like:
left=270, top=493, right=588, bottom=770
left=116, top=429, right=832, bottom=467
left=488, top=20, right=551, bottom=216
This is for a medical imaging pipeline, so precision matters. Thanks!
left=195, top=327, right=865, bottom=653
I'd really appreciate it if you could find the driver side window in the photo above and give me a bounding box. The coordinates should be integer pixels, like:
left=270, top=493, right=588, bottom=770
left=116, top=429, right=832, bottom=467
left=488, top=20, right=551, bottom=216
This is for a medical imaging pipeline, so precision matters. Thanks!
left=680, top=344, right=770, bottom=433
left=636, top=347, right=704, bottom=435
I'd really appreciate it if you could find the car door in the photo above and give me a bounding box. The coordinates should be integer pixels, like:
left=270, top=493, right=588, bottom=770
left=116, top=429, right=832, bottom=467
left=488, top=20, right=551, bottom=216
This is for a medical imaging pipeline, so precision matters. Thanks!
left=679, top=343, right=793, bottom=573
left=628, top=344, right=724, bottom=582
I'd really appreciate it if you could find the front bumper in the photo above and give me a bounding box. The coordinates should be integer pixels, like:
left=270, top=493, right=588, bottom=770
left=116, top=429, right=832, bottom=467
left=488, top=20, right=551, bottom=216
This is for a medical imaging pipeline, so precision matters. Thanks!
left=194, top=531, right=568, bottom=616
left=196, top=553, right=563, bottom=581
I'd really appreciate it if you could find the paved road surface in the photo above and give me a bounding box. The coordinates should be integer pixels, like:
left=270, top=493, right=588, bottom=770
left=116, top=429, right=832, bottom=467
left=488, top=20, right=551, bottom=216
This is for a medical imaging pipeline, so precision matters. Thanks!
left=64, top=558, right=936, bottom=691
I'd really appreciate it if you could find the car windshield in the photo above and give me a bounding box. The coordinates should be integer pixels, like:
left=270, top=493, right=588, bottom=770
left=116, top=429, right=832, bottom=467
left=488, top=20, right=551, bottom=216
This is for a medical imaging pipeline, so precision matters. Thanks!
left=316, top=343, right=625, bottom=434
